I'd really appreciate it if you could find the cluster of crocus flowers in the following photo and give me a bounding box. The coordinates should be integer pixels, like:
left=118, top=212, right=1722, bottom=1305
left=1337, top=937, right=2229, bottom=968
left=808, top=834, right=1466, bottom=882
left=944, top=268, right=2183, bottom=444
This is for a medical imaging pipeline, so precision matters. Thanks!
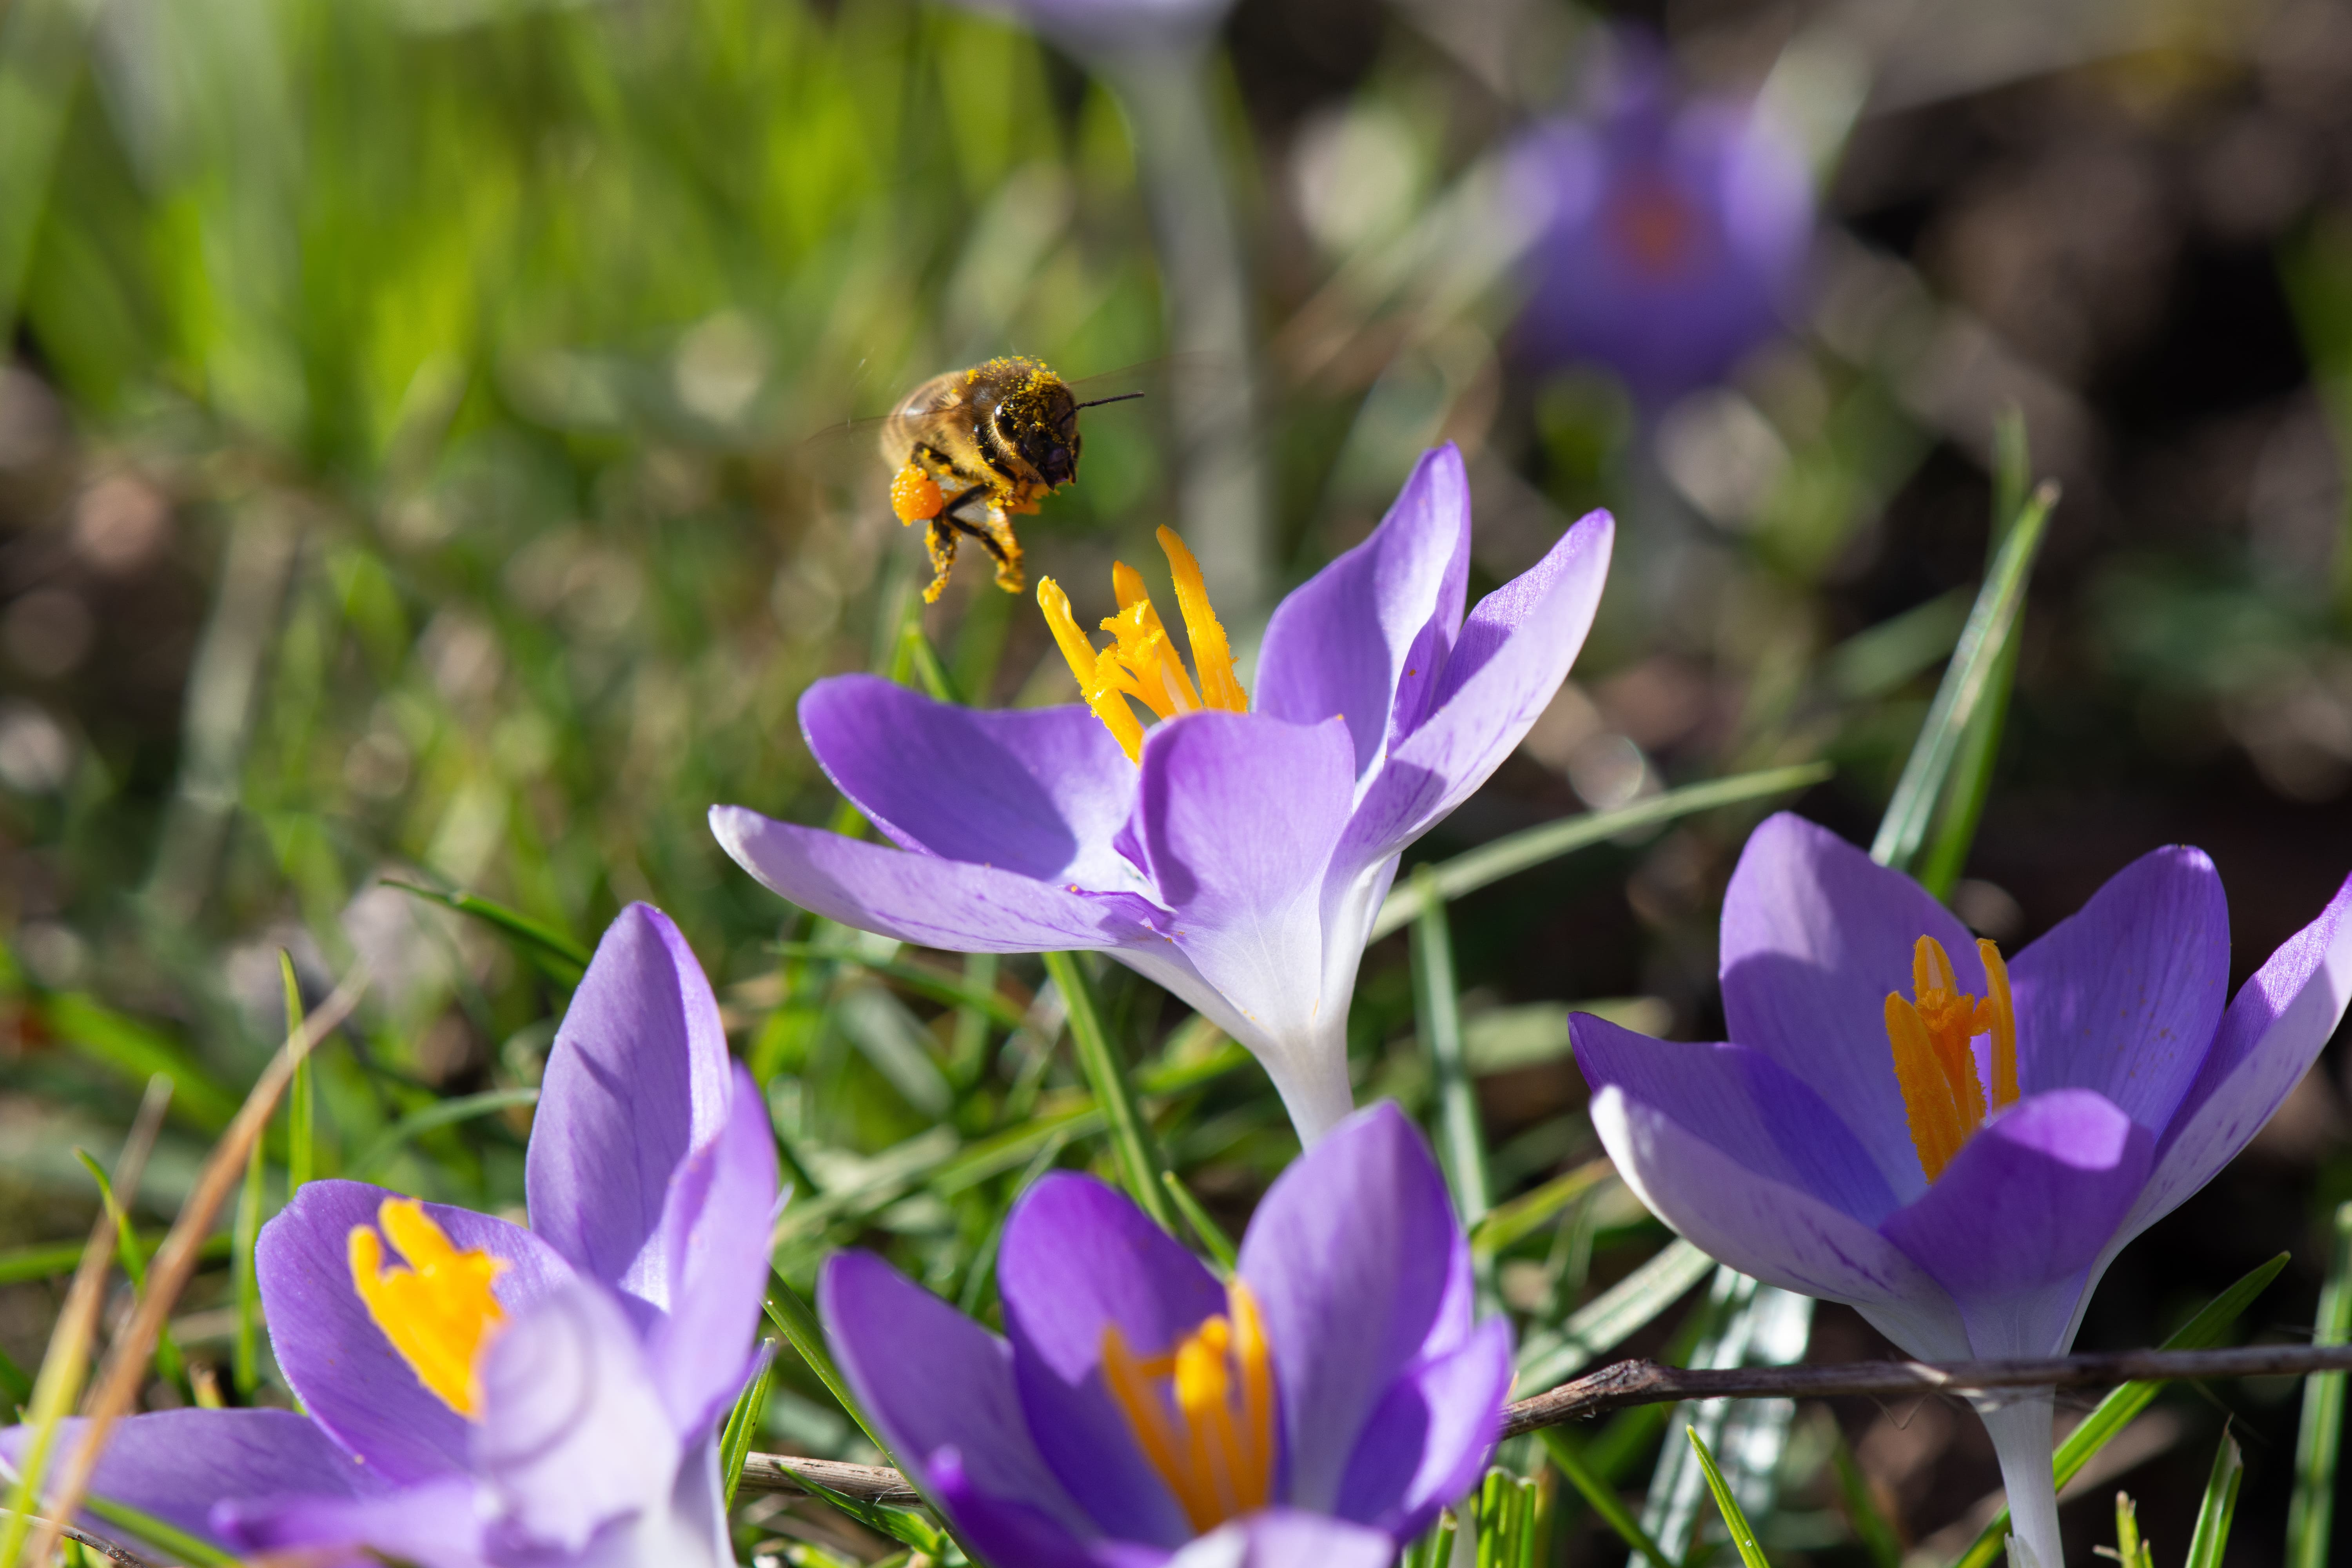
left=713, top=444, right=1614, bottom=1142
left=1508, top=27, right=1813, bottom=407
left=1577, top=813, right=2352, bottom=1568
left=821, top=1102, right=1513, bottom=1566
left=0, top=905, right=780, bottom=1568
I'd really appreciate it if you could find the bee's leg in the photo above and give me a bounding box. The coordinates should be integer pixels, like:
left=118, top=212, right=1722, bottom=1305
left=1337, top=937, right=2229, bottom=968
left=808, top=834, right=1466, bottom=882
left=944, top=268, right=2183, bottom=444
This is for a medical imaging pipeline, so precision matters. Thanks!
left=973, top=508, right=1024, bottom=595
left=939, top=491, right=1025, bottom=596
left=922, top=518, right=958, bottom=604
left=916, top=485, right=988, bottom=603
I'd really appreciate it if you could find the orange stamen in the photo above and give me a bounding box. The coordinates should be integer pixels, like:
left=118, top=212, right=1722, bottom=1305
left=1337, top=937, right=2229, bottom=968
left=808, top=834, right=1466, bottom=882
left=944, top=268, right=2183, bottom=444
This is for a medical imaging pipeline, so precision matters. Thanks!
left=1884, top=935, right=2019, bottom=1182
left=1036, top=528, right=1249, bottom=765
left=1097, top=1279, right=1276, bottom=1531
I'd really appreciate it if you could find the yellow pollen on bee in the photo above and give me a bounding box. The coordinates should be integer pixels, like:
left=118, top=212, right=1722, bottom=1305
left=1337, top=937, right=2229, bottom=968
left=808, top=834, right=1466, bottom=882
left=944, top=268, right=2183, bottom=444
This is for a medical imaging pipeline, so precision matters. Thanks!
left=1037, top=526, right=1249, bottom=765
left=1098, top=1279, right=1277, bottom=1533
left=1884, top=936, right=2019, bottom=1182
left=347, top=1198, right=509, bottom=1420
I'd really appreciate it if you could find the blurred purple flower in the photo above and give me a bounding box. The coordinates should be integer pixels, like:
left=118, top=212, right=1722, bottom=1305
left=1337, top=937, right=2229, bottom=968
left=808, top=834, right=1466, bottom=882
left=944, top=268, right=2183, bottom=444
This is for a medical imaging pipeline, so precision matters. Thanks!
left=1576, top=813, right=2352, bottom=1568
left=1510, top=34, right=1813, bottom=407
left=822, top=1102, right=1511, bottom=1567
left=711, top=445, right=1613, bottom=1142
left=1, top=905, right=780, bottom=1568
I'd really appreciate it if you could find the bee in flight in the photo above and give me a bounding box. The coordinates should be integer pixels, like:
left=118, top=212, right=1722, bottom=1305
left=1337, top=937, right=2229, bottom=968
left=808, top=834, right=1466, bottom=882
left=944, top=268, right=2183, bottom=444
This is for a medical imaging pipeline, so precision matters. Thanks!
left=881, top=356, right=1141, bottom=603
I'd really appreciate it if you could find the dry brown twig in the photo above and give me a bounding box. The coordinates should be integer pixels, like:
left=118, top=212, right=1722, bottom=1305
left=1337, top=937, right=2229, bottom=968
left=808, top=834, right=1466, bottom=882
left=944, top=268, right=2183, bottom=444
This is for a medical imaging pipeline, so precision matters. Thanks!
left=24, top=967, right=368, bottom=1566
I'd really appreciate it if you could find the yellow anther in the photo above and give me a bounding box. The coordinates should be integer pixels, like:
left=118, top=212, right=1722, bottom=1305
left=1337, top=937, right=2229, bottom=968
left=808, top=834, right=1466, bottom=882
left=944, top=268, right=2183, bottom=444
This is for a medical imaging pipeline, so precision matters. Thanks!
left=1036, top=528, right=1249, bottom=766
left=1098, top=1279, right=1276, bottom=1532
left=348, top=1198, right=508, bottom=1420
left=1884, top=935, right=2020, bottom=1183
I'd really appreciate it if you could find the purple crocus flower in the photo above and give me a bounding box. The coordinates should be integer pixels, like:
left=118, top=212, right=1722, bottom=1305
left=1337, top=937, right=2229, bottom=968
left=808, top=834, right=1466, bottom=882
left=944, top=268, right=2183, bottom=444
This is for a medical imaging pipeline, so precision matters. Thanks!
left=0, top=905, right=780, bottom=1568
left=1575, top=813, right=2352, bottom=1568
left=711, top=445, right=1612, bottom=1143
left=1509, top=32, right=1813, bottom=407
left=822, top=1101, right=1512, bottom=1566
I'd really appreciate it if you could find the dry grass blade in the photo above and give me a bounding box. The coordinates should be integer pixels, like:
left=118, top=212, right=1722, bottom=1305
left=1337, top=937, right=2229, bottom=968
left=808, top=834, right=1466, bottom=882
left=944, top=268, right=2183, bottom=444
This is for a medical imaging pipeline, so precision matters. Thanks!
left=22, top=969, right=367, bottom=1566
left=0, top=1075, right=173, bottom=1568
left=16, top=1515, right=156, bottom=1567
left=736, top=1454, right=926, bottom=1506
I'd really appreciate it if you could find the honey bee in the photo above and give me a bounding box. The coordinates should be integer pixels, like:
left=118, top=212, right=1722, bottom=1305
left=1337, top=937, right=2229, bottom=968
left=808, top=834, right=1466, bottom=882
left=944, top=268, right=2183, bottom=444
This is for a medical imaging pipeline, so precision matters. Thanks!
left=880, top=356, right=1141, bottom=603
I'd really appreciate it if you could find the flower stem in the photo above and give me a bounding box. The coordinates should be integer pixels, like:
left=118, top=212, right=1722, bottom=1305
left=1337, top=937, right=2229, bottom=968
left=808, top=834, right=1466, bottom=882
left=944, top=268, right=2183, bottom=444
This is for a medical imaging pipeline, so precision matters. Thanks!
left=1974, top=1392, right=2062, bottom=1568
left=1043, top=950, right=1176, bottom=1232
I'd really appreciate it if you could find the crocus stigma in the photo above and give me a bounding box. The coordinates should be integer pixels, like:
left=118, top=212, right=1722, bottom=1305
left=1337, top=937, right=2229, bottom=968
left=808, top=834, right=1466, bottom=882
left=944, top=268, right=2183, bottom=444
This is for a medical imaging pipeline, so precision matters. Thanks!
left=820, top=1102, right=1513, bottom=1565
left=1576, top=813, right=2352, bottom=1568
left=712, top=444, right=1614, bottom=1142
left=0, top=904, right=781, bottom=1568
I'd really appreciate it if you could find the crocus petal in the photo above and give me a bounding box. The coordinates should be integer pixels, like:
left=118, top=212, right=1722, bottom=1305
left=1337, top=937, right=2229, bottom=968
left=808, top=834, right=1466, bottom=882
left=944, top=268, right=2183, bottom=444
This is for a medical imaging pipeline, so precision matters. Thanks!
left=1165, top=1509, right=1398, bottom=1568
left=2125, top=870, right=2352, bottom=1242
left=528, top=903, right=731, bottom=1307
left=927, top=1449, right=1109, bottom=1568
left=801, top=675, right=1144, bottom=892
left=1337, top=509, right=1613, bottom=864
left=1590, top=1085, right=1973, bottom=1359
left=710, top=805, right=1156, bottom=953
left=1571, top=1013, right=1899, bottom=1225
left=999, top=1172, right=1227, bottom=1546
left=256, top=1179, right=577, bottom=1485
left=1132, top=711, right=1360, bottom=1128
left=820, top=1250, right=1094, bottom=1535
left=1234, top=1102, right=1466, bottom=1512
left=472, top=1281, right=682, bottom=1554
left=646, top=1062, right=783, bottom=1436
left=1255, top=445, right=1472, bottom=777
left=2009, top=846, right=2230, bottom=1131
left=1332, top=1316, right=1514, bottom=1541
left=1878, top=1089, right=2150, bottom=1358
left=217, top=1477, right=485, bottom=1568
left=1718, top=813, right=1979, bottom=1204
left=0, top=1410, right=384, bottom=1548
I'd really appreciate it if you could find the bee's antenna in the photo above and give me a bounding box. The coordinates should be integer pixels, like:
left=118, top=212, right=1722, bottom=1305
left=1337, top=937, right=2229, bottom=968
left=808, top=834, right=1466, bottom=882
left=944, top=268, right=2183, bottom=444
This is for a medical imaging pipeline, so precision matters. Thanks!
left=1073, top=391, right=1146, bottom=410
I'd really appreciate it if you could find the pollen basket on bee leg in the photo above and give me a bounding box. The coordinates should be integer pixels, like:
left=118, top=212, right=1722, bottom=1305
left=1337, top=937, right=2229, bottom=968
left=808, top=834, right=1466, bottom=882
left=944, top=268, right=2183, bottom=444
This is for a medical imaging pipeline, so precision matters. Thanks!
left=891, top=464, right=946, bottom=524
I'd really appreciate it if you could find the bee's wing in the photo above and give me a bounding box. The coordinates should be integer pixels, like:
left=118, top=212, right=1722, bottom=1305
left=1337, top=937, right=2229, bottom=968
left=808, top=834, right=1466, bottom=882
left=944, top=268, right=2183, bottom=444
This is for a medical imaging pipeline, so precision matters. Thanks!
left=791, top=402, right=974, bottom=495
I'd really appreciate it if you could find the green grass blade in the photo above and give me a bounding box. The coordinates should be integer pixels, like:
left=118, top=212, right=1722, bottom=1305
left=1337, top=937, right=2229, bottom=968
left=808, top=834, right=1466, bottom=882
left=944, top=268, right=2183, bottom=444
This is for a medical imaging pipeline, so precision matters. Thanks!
left=281, top=952, right=313, bottom=1192
left=719, top=1340, right=777, bottom=1509
left=2113, top=1491, right=2152, bottom=1568
left=795, top=1474, right=947, bottom=1555
left=381, top=880, right=591, bottom=978
left=1952, top=1251, right=2288, bottom=1568
left=958, top=1131, right=1073, bottom=1316
left=1371, top=763, right=1829, bottom=941
left=1686, top=1427, right=1774, bottom=1568
left=0, top=1343, right=28, bottom=1409
left=1412, top=869, right=1491, bottom=1234
left=1160, top=1171, right=1238, bottom=1271
left=33, top=993, right=241, bottom=1131
left=1472, top=1156, right=1613, bottom=1259
left=1870, top=480, right=2056, bottom=872
left=69, top=1152, right=182, bottom=1390
left=769, top=942, right=1028, bottom=1032
left=899, top=619, right=965, bottom=705
left=1915, top=411, right=2037, bottom=899
left=1517, top=1238, right=1715, bottom=1388
left=231, top=1138, right=264, bottom=1397
left=1043, top=951, right=1174, bottom=1232
left=764, top=1276, right=892, bottom=1459
left=346, top=1087, right=541, bottom=1180
left=0, top=1236, right=228, bottom=1287
left=2183, top=1426, right=2244, bottom=1568
left=2288, top=1202, right=2352, bottom=1568
left=76, top=1494, right=236, bottom=1567
left=1538, top=1427, right=1674, bottom=1568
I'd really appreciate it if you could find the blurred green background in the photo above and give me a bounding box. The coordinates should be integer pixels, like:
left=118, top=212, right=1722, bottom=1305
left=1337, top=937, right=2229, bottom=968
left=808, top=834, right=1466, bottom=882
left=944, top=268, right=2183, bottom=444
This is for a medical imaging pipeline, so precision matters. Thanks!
left=3, top=0, right=2352, bottom=1562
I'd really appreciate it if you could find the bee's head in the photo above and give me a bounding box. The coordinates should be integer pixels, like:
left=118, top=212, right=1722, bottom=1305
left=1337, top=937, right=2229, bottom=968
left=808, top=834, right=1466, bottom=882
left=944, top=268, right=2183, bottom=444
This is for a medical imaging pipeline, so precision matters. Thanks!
left=996, top=374, right=1083, bottom=489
